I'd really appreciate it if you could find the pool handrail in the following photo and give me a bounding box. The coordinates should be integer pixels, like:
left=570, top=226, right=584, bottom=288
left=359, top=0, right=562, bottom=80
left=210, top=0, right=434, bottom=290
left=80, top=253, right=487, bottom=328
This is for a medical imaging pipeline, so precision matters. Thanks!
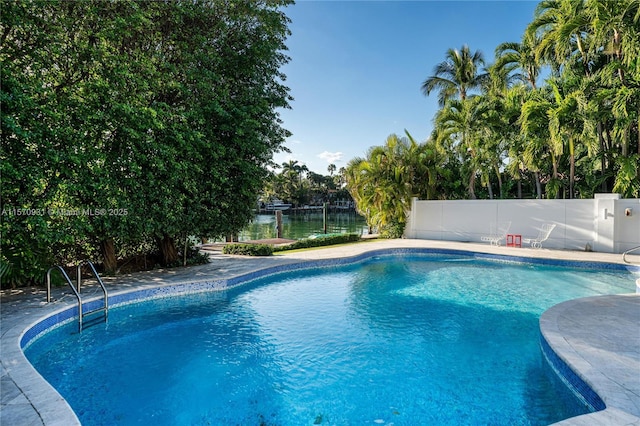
left=45, top=261, right=108, bottom=332
left=46, top=265, right=78, bottom=303
left=77, top=260, right=109, bottom=326
left=622, top=245, right=640, bottom=264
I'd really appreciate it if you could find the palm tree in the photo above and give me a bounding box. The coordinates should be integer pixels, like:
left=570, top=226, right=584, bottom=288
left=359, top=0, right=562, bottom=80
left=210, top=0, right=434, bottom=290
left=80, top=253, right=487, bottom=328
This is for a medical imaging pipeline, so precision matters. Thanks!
left=519, top=74, right=596, bottom=199
left=336, top=167, right=347, bottom=189
left=421, top=45, right=488, bottom=106
left=586, top=0, right=640, bottom=162
left=613, top=155, right=640, bottom=197
left=346, top=133, right=433, bottom=237
left=434, top=96, right=491, bottom=199
left=494, top=32, right=542, bottom=90
left=586, top=0, right=640, bottom=83
left=501, top=85, right=535, bottom=198
left=279, top=160, right=308, bottom=205
left=281, top=160, right=307, bottom=178
left=479, top=102, right=511, bottom=199
left=547, top=77, right=589, bottom=199
left=403, top=131, right=446, bottom=200
left=519, top=87, right=561, bottom=198
left=527, top=0, right=593, bottom=76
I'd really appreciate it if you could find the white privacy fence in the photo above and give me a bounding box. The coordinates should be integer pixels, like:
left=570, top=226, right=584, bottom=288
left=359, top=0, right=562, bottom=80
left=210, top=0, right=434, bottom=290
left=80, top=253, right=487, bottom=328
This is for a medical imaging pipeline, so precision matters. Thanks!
left=406, top=194, right=640, bottom=254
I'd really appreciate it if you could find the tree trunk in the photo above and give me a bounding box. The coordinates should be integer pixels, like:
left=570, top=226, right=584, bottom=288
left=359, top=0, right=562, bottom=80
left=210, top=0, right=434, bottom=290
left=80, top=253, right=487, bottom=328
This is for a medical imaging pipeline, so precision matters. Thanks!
left=569, top=155, right=575, bottom=199
left=157, top=235, right=178, bottom=266
left=495, top=167, right=503, bottom=199
left=468, top=172, right=476, bottom=199
left=597, top=121, right=608, bottom=192
left=568, top=136, right=575, bottom=199
left=552, top=155, right=561, bottom=199
left=100, top=238, right=117, bottom=274
left=605, top=126, right=615, bottom=190
left=183, top=236, right=188, bottom=267
left=517, top=180, right=522, bottom=199
left=534, top=171, right=542, bottom=199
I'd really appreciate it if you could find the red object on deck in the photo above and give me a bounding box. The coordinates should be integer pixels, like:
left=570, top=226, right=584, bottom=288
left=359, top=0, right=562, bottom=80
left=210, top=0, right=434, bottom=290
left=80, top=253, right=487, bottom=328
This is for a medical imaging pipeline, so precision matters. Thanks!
left=506, top=234, right=522, bottom=247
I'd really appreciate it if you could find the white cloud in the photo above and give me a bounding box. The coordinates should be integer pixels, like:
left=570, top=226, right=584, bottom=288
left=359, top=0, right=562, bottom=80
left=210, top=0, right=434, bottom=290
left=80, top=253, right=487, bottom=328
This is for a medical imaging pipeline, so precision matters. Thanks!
left=317, top=151, right=343, bottom=164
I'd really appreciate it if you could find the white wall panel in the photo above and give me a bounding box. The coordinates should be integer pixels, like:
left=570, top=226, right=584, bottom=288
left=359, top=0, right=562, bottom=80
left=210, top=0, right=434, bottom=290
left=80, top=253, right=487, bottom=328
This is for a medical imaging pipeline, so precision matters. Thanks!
left=406, top=196, right=639, bottom=253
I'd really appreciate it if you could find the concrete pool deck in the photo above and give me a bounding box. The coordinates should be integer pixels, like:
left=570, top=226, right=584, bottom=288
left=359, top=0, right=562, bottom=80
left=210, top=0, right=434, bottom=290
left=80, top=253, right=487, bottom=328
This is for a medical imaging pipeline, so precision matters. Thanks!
left=1, top=239, right=639, bottom=425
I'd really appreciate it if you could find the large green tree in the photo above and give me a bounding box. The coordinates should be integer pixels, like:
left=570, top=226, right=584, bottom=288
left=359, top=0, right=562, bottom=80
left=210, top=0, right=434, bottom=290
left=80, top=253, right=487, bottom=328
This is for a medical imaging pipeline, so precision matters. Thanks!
left=1, top=0, right=293, bottom=285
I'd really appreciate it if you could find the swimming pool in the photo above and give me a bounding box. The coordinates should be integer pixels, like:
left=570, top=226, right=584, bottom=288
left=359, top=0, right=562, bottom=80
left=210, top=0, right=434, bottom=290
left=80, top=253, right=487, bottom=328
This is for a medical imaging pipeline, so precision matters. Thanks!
left=24, top=253, right=637, bottom=425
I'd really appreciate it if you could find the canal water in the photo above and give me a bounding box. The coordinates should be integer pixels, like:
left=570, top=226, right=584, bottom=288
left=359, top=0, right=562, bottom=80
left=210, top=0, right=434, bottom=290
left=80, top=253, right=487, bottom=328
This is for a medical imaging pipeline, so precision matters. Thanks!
left=237, top=212, right=369, bottom=241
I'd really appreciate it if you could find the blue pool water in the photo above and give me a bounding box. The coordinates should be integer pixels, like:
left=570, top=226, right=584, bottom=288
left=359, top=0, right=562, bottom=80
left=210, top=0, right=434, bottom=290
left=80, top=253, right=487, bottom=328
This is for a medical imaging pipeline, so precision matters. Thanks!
left=25, top=255, right=636, bottom=425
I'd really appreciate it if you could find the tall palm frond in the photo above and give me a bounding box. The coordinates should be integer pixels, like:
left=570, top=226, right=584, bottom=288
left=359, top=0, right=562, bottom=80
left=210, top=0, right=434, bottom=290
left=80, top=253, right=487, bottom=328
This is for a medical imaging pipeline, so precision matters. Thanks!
left=421, top=45, right=488, bottom=106
left=494, top=32, right=541, bottom=89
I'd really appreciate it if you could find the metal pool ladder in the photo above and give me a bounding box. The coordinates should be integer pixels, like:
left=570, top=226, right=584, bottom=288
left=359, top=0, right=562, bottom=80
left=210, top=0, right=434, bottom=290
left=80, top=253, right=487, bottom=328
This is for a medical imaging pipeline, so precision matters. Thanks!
left=622, top=245, right=640, bottom=264
left=46, top=260, right=109, bottom=332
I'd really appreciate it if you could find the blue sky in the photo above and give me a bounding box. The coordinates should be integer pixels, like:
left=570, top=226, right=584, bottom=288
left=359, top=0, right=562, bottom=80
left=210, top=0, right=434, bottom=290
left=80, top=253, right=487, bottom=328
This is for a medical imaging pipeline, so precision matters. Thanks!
left=273, top=0, right=540, bottom=174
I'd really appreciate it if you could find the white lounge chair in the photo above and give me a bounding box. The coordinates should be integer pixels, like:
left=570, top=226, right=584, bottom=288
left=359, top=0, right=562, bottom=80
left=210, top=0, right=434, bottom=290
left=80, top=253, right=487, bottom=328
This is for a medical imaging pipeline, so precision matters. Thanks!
left=523, top=224, right=556, bottom=249
left=480, top=222, right=511, bottom=246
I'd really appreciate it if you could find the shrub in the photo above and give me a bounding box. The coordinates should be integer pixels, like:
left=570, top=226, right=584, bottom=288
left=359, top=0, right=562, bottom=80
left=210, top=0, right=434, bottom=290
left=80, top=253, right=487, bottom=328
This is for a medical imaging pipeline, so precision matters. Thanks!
left=166, top=246, right=211, bottom=267
left=222, top=234, right=361, bottom=256
left=222, top=243, right=273, bottom=256
left=379, top=221, right=405, bottom=239
left=274, top=233, right=360, bottom=252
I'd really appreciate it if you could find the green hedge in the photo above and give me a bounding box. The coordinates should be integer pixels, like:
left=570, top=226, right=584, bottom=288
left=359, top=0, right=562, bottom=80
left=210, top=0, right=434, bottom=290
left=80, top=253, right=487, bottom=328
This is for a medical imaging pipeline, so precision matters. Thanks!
left=274, top=233, right=361, bottom=252
left=222, top=234, right=362, bottom=256
left=222, top=243, right=273, bottom=256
